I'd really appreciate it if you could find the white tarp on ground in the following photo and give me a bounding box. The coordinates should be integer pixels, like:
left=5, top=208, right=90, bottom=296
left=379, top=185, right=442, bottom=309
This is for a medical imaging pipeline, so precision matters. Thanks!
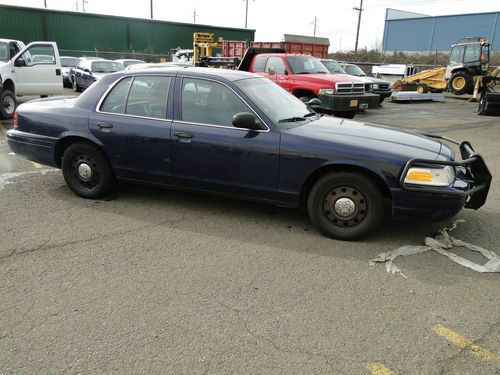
left=370, top=220, right=500, bottom=278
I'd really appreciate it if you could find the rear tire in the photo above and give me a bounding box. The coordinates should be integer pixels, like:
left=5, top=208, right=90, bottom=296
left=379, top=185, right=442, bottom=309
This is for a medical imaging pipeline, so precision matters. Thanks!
left=0, top=90, right=16, bottom=119
left=307, top=172, right=384, bottom=240
left=448, top=71, right=473, bottom=95
left=62, top=142, right=114, bottom=198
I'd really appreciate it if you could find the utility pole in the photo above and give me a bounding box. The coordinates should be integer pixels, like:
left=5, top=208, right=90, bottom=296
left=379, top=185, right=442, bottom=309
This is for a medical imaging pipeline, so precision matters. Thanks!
left=75, top=1, right=78, bottom=11
left=311, top=16, right=319, bottom=37
left=150, top=0, right=153, bottom=19
left=44, top=0, right=47, bottom=8
left=353, top=0, right=363, bottom=51
left=82, top=0, right=88, bottom=12
left=192, top=8, right=199, bottom=24
left=243, top=0, right=254, bottom=28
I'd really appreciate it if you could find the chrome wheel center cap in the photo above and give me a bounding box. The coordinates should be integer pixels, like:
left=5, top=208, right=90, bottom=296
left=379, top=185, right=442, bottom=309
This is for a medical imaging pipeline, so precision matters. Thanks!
left=334, top=198, right=356, bottom=217
left=77, top=163, right=93, bottom=181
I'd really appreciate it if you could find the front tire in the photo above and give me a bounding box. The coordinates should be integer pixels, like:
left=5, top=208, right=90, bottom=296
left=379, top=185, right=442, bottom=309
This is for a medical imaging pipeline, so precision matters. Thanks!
left=62, top=142, right=114, bottom=198
left=0, top=90, right=16, bottom=119
left=307, top=172, right=384, bottom=240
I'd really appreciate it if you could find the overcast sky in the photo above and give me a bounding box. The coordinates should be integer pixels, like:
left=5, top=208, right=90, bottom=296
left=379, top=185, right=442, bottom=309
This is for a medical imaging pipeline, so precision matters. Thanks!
left=0, top=0, right=498, bottom=51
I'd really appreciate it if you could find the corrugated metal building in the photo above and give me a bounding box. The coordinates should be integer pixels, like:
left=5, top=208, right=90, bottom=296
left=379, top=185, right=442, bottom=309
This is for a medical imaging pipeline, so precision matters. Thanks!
left=382, top=9, right=500, bottom=52
left=0, top=4, right=255, bottom=56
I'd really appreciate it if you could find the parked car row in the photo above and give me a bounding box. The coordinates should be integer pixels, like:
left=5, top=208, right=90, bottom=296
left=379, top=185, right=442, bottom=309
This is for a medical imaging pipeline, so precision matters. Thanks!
left=61, top=56, right=146, bottom=90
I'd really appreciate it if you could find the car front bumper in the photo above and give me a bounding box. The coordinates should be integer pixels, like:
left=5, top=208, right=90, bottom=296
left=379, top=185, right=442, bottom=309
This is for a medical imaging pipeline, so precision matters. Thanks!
left=6, top=129, right=58, bottom=168
left=317, top=93, right=380, bottom=111
left=373, top=88, right=392, bottom=99
left=393, top=141, right=492, bottom=221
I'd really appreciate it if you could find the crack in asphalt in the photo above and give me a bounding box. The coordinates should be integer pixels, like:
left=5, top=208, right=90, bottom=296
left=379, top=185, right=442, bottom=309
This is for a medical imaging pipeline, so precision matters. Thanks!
left=436, top=321, right=500, bottom=374
left=0, top=216, right=186, bottom=262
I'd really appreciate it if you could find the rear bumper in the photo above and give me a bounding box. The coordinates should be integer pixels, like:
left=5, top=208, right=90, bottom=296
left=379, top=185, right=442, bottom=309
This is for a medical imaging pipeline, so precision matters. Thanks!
left=6, top=129, right=58, bottom=168
left=317, top=93, right=380, bottom=111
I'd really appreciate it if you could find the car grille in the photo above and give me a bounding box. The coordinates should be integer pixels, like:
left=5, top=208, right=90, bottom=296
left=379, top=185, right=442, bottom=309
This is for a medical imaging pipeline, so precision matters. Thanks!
left=377, top=83, right=390, bottom=90
left=335, top=82, right=365, bottom=94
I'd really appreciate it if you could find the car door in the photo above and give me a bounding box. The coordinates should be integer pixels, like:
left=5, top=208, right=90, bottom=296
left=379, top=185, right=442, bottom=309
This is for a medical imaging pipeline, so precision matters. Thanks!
left=89, top=74, right=174, bottom=183
left=170, top=76, right=280, bottom=201
left=13, top=42, right=63, bottom=95
left=264, top=56, right=293, bottom=92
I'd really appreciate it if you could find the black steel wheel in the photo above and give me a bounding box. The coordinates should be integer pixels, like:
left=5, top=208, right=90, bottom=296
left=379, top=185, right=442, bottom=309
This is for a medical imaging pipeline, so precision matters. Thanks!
left=62, top=142, right=114, bottom=198
left=307, top=172, right=384, bottom=240
left=0, top=90, right=16, bottom=119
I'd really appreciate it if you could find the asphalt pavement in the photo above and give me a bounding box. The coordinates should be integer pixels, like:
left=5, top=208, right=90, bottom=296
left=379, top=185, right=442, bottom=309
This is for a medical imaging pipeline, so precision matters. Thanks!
left=0, top=95, right=499, bottom=374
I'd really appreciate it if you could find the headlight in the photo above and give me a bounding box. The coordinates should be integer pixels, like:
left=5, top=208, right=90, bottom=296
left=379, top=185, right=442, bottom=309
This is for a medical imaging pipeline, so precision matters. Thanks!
left=404, top=166, right=455, bottom=187
left=319, top=88, right=335, bottom=95
left=372, top=83, right=379, bottom=89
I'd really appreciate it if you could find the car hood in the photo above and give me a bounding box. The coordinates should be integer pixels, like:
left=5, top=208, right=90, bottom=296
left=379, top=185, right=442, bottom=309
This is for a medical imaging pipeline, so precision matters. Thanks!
left=285, top=116, right=444, bottom=159
left=294, top=73, right=364, bottom=85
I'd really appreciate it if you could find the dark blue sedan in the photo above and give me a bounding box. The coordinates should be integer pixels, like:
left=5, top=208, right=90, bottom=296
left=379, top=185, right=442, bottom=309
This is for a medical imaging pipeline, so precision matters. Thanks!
left=6, top=68, right=491, bottom=240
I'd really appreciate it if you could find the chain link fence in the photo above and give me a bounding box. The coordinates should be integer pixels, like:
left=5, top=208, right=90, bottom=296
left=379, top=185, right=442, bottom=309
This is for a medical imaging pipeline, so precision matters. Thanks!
left=59, top=49, right=172, bottom=63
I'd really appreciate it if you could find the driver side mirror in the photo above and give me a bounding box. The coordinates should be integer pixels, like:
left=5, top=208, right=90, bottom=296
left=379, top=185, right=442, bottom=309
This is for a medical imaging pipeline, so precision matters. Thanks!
left=232, top=112, right=267, bottom=131
left=14, top=58, right=26, bottom=67
left=306, top=98, right=321, bottom=107
left=268, top=67, right=276, bottom=76
left=84, top=68, right=92, bottom=75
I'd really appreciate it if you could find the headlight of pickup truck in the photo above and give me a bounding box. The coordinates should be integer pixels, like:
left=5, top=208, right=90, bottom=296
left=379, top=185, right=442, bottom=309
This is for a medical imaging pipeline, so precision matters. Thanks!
left=372, top=83, right=379, bottom=89
left=404, top=166, right=455, bottom=187
left=319, top=88, right=335, bottom=95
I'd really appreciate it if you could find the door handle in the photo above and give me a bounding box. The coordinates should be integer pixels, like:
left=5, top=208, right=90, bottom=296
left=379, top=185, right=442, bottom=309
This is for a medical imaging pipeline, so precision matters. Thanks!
left=174, top=131, right=193, bottom=139
left=97, top=122, right=113, bottom=132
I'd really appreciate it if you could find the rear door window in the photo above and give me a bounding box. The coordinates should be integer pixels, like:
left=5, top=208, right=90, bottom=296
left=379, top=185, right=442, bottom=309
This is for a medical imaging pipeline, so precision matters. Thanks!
left=251, top=55, right=268, bottom=73
left=100, top=76, right=171, bottom=119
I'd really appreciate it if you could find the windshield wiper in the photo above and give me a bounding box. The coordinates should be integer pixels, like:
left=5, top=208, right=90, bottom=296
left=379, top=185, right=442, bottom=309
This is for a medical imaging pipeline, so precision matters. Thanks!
left=278, top=116, right=307, bottom=123
left=304, top=112, right=317, bottom=117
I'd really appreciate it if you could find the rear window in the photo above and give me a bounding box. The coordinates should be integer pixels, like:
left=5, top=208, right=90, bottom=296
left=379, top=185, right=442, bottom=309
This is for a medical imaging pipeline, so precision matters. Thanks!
left=251, top=55, right=268, bottom=73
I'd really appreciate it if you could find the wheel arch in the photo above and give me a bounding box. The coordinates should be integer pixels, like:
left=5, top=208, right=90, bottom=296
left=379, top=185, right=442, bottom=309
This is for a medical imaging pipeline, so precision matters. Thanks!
left=292, top=88, right=316, bottom=98
left=299, top=162, right=392, bottom=208
left=2, top=79, right=15, bottom=94
left=53, top=135, right=109, bottom=168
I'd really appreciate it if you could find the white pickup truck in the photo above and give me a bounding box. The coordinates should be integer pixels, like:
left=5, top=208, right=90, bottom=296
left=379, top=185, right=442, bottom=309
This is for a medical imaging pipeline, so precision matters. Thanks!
left=0, top=39, right=64, bottom=119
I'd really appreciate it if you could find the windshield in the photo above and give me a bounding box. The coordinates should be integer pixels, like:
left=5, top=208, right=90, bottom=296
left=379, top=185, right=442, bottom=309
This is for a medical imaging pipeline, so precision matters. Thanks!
left=0, top=42, right=9, bottom=62
left=321, top=60, right=346, bottom=74
left=91, top=61, right=123, bottom=73
left=61, top=57, right=80, bottom=67
left=344, top=64, right=366, bottom=76
left=286, top=56, right=330, bottom=74
left=235, top=77, right=318, bottom=127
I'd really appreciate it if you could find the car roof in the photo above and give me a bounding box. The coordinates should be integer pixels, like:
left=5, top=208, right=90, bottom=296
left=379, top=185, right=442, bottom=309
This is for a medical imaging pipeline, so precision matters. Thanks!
left=121, top=67, right=259, bottom=81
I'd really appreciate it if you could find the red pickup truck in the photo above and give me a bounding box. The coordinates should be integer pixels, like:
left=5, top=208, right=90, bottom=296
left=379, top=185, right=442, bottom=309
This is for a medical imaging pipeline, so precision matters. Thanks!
left=239, top=51, right=379, bottom=118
